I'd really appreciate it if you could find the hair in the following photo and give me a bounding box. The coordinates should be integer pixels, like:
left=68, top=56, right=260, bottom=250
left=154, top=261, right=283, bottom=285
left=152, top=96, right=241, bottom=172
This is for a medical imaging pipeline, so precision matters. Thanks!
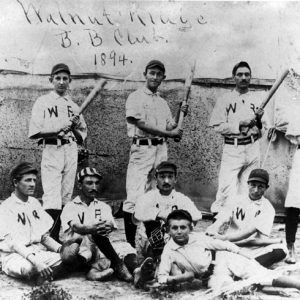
left=166, top=209, right=193, bottom=224
left=232, top=61, right=252, bottom=76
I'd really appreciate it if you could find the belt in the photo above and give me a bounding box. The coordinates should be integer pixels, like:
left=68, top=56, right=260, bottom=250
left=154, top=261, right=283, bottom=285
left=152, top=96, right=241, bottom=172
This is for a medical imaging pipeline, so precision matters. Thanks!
left=224, top=135, right=259, bottom=146
left=132, top=137, right=165, bottom=146
left=38, top=138, right=73, bottom=146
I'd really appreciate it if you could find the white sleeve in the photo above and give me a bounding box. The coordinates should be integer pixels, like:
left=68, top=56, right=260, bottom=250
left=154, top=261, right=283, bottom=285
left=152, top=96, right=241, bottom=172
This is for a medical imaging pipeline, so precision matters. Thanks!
left=135, top=194, right=158, bottom=222
left=157, top=246, right=173, bottom=284
left=28, top=97, right=44, bottom=138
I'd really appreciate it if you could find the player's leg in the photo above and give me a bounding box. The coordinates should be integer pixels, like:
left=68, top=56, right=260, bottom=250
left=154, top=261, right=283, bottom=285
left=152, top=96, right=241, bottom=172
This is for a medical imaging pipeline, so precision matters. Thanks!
left=41, top=145, right=64, bottom=242
left=124, top=145, right=157, bottom=247
left=254, top=244, right=287, bottom=267
left=211, top=144, right=246, bottom=214
left=92, top=234, right=133, bottom=282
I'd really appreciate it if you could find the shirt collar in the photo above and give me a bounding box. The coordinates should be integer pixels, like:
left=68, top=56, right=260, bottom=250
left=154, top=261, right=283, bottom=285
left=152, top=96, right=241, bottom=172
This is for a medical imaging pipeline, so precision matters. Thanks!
left=73, top=195, right=99, bottom=206
left=10, top=192, right=31, bottom=205
left=142, top=86, right=160, bottom=96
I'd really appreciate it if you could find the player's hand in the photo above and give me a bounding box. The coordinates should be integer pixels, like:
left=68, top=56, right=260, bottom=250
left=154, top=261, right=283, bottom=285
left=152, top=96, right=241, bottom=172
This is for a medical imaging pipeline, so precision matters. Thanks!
left=104, top=222, right=114, bottom=235
left=93, top=220, right=109, bottom=235
left=70, top=115, right=80, bottom=127
left=255, top=108, right=264, bottom=120
left=31, top=257, right=53, bottom=279
left=169, top=127, right=183, bottom=139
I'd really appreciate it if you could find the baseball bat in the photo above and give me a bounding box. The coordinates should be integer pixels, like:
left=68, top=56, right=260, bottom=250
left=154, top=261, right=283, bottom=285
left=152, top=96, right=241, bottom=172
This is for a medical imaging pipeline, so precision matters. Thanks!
left=241, top=69, right=289, bottom=135
left=174, top=61, right=196, bottom=142
left=58, top=79, right=107, bottom=138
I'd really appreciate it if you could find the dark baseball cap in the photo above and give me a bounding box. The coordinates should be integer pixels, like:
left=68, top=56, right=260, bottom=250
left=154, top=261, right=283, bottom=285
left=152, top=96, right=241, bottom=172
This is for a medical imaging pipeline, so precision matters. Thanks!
left=77, top=167, right=102, bottom=182
left=145, top=60, right=165, bottom=73
left=51, top=63, right=71, bottom=76
left=232, top=61, right=251, bottom=76
left=10, top=162, right=38, bottom=181
left=155, top=161, right=177, bottom=174
left=248, top=168, right=269, bottom=185
left=167, top=209, right=193, bottom=224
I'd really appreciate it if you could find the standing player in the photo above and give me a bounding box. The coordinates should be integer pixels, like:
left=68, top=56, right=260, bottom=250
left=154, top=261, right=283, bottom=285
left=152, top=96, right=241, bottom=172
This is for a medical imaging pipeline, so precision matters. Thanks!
left=206, top=169, right=287, bottom=267
left=0, top=162, right=70, bottom=283
left=209, top=61, right=269, bottom=214
left=28, top=63, right=87, bottom=241
left=60, top=167, right=136, bottom=282
left=124, top=60, right=187, bottom=248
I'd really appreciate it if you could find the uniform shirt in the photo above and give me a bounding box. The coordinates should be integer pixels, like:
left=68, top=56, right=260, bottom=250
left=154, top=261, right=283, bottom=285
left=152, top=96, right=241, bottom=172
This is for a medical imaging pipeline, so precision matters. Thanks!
left=209, top=89, right=268, bottom=138
left=0, top=193, right=53, bottom=252
left=215, top=195, right=274, bottom=239
left=158, top=232, right=240, bottom=284
left=126, top=87, right=175, bottom=138
left=134, top=189, right=202, bottom=222
left=60, top=196, right=117, bottom=241
left=28, top=91, right=87, bottom=141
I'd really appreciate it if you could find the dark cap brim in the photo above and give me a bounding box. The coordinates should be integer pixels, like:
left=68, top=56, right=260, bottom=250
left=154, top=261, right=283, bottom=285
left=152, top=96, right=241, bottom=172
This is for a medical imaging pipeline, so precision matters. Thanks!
left=248, top=177, right=268, bottom=184
left=52, top=67, right=70, bottom=75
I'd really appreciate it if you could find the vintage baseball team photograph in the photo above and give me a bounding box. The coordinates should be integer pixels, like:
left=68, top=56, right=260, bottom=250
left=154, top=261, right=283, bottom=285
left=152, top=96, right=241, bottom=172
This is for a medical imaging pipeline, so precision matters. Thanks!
left=0, top=0, right=300, bottom=299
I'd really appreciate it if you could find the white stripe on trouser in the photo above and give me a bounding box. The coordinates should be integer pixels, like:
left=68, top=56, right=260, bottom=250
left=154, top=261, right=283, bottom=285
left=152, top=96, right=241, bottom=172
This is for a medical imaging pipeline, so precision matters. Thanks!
left=41, top=142, right=78, bottom=210
left=211, top=141, right=260, bottom=213
left=123, top=143, right=168, bottom=214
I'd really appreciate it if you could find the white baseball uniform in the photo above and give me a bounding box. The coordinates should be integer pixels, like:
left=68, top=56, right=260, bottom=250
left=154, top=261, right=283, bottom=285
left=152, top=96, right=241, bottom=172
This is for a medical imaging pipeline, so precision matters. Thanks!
left=0, top=193, right=61, bottom=279
left=207, top=195, right=286, bottom=258
left=28, top=91, right=87, bottom=210
left=135, top=189, right=202, bottom=223
left=209, top=89, right=269, bottom=213
left=158, top=232, right=275, bottom=290
left=124, top=87, right=176, bottom=214
left=60, top=196, right=135, bottom=262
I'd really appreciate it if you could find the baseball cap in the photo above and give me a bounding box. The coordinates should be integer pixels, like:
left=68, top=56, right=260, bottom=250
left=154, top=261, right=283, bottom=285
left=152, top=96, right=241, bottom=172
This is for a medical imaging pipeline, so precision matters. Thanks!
left=155, top=161, right=177, bottom=174
left=10, top=162, right=38, bottom=181
left=232, top=61, right=251, bottom=76
left=77, top=167, right=102, bottom=182
left=167, top=209, right=193, bottom=224
left=145, top=60, right=165, bottom=73
left=51, top=63, right=71, bottom=76
left=247, top=168, right=269, bottom=185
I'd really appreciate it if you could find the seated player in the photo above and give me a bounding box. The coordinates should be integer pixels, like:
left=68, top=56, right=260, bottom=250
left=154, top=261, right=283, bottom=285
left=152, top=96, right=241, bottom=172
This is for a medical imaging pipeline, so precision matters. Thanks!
left=133, top=161, right=202, bottom=288
left=0, top=162, right=74, bottom=283
left=206, top=169, right=287, bottom=267
left=60, top=167, right=138, bottom=282
left=158, top=209, right=300, bottom=292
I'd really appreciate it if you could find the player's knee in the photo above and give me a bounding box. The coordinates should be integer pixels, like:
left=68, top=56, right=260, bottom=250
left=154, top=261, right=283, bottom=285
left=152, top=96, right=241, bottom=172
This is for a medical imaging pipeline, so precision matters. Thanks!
left=60, top=242, right=80, bottom=264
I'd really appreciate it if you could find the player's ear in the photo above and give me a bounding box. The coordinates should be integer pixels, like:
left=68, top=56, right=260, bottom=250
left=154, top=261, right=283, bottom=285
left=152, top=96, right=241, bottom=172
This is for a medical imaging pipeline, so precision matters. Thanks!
left=49, top=76, right=53, bottom=83
left=162, top=74, right=166, bottom=80
left=12, top=178, right=18, bottom=187
left=69, top=77, right=72, bottom=83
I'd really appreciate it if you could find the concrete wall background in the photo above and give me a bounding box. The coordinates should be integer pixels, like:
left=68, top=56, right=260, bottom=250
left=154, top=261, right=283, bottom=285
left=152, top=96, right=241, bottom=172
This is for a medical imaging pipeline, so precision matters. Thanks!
left=0, top=74, right=293, bottom=213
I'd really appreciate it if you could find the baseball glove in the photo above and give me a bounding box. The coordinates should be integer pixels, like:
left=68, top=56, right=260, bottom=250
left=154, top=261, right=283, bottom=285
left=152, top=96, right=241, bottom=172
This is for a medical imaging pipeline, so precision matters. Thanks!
left=60, top=240, right=80, bottom=264
left=148, top=225, right=166, bottom=250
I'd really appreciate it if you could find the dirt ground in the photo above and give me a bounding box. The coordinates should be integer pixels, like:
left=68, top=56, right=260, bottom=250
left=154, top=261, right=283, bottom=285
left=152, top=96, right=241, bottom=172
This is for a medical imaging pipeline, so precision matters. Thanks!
left=1, top=218, right=300, bottom=300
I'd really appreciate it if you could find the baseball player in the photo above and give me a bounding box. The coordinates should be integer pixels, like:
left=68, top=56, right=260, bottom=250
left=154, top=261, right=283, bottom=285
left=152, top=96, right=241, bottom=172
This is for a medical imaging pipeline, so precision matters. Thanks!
left=158, top=210, right=300, bottom=292
left=60, top=167, right=138, bottom=282
left=134, top=161, right=202, bottom=264
left=28, top=63, right=87, bottom=241
left=283, top=98, right=300, bottom=264
left=0, top=162, right=74, bottom=283
left=124, top=60, right=188, bottom=248
left=209, top=61, right=269, bottom=214
left=206, top=169, right=287, bottom=268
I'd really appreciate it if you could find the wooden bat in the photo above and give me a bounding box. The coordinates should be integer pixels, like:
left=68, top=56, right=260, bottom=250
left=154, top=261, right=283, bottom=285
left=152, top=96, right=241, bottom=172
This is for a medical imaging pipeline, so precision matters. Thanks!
left=174, top=61, right=196, bottom=142
left=58, top=79, right=107, bottom=138
left=241, top=69, right=289, bottom=135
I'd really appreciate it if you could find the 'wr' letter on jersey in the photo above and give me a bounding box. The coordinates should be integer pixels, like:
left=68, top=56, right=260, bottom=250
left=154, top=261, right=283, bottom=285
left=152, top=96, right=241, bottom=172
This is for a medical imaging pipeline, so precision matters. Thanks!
left=17, top=213, right=26, bottom=225
left=47, top=106, right=58, bottom=118
left=235, top=207, right=245, bottom=220
left=226, top=103, right=237, bottom=115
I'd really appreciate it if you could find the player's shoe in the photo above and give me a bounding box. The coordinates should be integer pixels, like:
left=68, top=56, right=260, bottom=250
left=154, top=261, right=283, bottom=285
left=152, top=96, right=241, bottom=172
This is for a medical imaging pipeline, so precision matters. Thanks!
left=86, top=267, right=114, bottom=281
left=134, top=257, right=156, bottom=289
left=114, top=262, right=133, bottom=282
left=285, top=243, right=296, bottom=264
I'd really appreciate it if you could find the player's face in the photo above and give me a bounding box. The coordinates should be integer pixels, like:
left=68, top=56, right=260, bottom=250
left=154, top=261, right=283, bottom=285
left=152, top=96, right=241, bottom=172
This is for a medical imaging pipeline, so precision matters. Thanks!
left=234, top=67, right=251, bottom=91
left=144, top=67, right=165, bottom=92
left=168, top=219, right=191, bottom=246
left=156, top=171, right=177, bottom=195
left=51, top=71, right=71, bottom=96
left=15, top=173, right=37, bottom=197
left=80, top=175, right=101, bottom=200
left=248, top=181, right=268, bottom=201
